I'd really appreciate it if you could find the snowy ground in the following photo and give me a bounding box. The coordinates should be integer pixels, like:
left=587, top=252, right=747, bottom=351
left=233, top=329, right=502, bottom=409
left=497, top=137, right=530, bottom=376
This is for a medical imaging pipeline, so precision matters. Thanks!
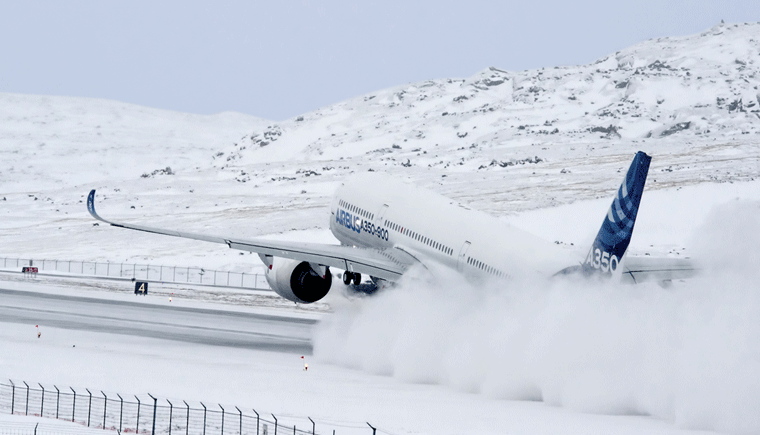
left=2, top=21, right=760, bottom=435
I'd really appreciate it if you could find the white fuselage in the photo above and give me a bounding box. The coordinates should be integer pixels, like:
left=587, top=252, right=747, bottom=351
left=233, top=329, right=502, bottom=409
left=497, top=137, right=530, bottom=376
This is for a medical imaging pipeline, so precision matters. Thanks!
left=328, top=173, right=579, bottom=281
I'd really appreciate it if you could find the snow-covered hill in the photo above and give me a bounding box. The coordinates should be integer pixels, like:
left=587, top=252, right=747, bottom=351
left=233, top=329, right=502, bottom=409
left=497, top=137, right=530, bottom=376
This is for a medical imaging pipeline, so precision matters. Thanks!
left=217, top=20, right=759, bottom=212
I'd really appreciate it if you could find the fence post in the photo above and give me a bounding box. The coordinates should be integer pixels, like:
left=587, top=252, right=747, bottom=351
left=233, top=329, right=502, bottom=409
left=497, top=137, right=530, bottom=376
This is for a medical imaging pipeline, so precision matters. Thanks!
left=187, top=267, right=190, bottom=283
left=136, top=395, right=141, bottom=434
left=173, top=267, right=176, bottom=282
left=69, top=261, right=71, bottom=273
left=214, top=270, right=217, bottom=286
left=227, top=272, right=230, bottom=286
left=367, top=423, right=376, bottom=435
left=252, top=409, right=259, bottom=435
left=241, top=273, right=245, bottom=288
left=219, top=404, right=225, bottom=435
left=9, top=380, right=14, bottom=415
left=184, top=401, right=190, bottom=435
left=54, top=385, right=59, bottom=419
left=86, top=388, right=92, bottom=427
left=117, top=394, right=123, bottom=433
left=39, top=383, right=45, bottom=417
left=133, top=264, right=136, bottom=277
left=148, top=394, right=157, bottom=435
left=235, top=407, right=241, bottom=435
left=167, top=400, right=173, bottom=435
left=107, top=262, right=110, bottom=277
left=70, top=387, right=76, bottom=422
left=308, top=417, right=315, bottom=435
left=201, top=402, right=207, bottom=435
left=271, top=414, right=277, bottom=435
left=160, top=265, right=163, bottom=281
left=23, top=381, right=29, bottom=416
left=102, top=391, right=108, bottom=429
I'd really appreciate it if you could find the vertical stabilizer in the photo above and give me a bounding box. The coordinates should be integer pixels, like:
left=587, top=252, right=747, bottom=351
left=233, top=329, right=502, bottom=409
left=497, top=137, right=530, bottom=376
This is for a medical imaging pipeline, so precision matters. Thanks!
left=583, top=151, right=651, bottom=275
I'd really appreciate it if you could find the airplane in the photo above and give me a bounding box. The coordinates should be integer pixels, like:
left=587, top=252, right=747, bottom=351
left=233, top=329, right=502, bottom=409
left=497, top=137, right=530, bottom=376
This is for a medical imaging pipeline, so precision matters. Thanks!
left=87, top=151, right=696, bottom=304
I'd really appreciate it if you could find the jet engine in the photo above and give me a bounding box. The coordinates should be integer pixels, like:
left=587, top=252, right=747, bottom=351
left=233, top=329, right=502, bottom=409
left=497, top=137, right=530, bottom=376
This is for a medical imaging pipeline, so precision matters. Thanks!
left=263, top=257, right=332, bottom=303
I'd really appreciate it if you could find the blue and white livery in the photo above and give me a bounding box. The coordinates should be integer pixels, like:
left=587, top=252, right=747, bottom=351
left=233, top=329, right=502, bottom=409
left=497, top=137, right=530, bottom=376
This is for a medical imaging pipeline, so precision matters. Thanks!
left=86, top=151, right=697, bottom=304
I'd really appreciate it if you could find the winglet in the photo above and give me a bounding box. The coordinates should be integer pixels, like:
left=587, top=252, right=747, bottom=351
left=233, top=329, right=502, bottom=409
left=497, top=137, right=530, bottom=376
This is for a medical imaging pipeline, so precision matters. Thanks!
left=582, top=151, right=651, bottom=275
left=87, top=189, right=107, bottom=223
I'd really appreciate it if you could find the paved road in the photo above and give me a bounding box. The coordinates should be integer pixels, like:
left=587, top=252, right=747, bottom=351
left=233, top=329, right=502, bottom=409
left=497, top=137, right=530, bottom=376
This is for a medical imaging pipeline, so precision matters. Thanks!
left=0, top=288, right=316, bottom=354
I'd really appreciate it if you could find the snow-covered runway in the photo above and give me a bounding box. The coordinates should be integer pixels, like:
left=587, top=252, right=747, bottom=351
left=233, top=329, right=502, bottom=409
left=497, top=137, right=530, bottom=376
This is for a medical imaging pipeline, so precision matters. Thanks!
left=3, top=277, right=730, bottom=435
left=0, top=286, right=313, bottom=354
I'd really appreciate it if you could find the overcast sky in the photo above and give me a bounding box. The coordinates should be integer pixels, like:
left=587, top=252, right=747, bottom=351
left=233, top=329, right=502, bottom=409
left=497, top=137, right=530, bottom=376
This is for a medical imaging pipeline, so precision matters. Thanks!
left=1, top=1, right=759, bottom=120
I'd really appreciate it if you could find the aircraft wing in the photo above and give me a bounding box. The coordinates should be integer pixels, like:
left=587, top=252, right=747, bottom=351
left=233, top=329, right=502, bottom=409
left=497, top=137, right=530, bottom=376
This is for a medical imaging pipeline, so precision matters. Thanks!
left=87, top=190, right=417, bottom=281
left=620, top=256, right=700, bottom=284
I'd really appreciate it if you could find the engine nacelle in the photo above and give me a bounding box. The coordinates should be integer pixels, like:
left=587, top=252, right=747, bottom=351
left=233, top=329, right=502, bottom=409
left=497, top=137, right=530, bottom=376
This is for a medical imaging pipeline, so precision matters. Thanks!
left=264, top=257, right=332, bottom=303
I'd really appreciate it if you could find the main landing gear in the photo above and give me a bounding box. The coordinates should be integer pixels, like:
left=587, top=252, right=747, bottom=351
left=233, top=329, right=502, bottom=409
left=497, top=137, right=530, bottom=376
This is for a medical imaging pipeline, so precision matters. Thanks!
left=343, top=271, right=362, bottom=286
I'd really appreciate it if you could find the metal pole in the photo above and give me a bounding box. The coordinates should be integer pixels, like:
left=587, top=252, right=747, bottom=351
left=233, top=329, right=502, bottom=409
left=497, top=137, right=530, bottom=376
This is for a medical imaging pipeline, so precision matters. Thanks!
left=235, top=407, right=241, bottom=435
left=201, top=402, right=207, bottom=435
left=173, top=266, right=176, bottom=282
left=184, top=401, right=190, bottom=435
left=117, top=394, right=123, bottom=432
left=71, top=387, right=76, bottom=422
left=107, top=262, right=110, bottom=276
left=23, top=381, right=29, bottom=416
left=367, top=423, right=376, bottom=435
left=148, top=394, right=157, bottom=435
left=214, top=270, right=217, bottom=286
left=187, top=267, right=190, bottom=282
left=136, top=395, right=141, bottom=434
left=272, top=414, right=277, bottom=435
left=252, top=409, right=259, bottom=435
left=160, top=265, right=163, bottom=281
left=227, top=271, right=230, bottom=286
left=34, top=423, right=38, bottom=435
left=167, top=400, right=173, bottom=435
left=219, top=405, right=225, bottom=435
left=10, top=380, right=14, bottom=415
left=308, top=417, right=315, bottom=435
left=39, top=383, right=45, bottom=417
left=54, top=386, right=59, bottom=419
left=87, top=388, right=92, bottom=427
left=293, top=426, right=295, bottom=435
left=102, top=391, right=108, bottom=429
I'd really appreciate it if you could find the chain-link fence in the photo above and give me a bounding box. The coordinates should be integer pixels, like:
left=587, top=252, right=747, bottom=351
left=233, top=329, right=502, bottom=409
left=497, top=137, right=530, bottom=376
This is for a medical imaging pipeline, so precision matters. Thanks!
left=0, top=382, right=364, bottom=435
left=0, top=258, right=269, bottom=290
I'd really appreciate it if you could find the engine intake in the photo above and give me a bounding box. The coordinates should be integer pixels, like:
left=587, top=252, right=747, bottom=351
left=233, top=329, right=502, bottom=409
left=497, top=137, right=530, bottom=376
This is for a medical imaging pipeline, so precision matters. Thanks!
left=264, top=258, right=332, bottom=303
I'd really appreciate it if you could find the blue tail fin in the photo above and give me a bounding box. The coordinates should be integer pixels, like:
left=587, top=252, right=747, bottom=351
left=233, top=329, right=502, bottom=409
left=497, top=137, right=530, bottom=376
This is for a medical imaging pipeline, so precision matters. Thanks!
left=583, top=151, right=651, bottom=275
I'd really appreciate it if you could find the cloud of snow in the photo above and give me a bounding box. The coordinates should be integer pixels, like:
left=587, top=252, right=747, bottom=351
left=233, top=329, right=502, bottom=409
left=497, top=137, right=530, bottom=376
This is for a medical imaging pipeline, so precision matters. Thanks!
left=314, top=200, right=760, bottom=433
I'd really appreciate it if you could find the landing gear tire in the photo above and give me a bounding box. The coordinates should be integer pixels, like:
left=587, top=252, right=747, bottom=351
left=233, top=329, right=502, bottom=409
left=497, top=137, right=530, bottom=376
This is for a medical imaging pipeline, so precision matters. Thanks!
left=343, top=272, right=352, bottom=285
left=353, top=273, right=362, bottom=285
